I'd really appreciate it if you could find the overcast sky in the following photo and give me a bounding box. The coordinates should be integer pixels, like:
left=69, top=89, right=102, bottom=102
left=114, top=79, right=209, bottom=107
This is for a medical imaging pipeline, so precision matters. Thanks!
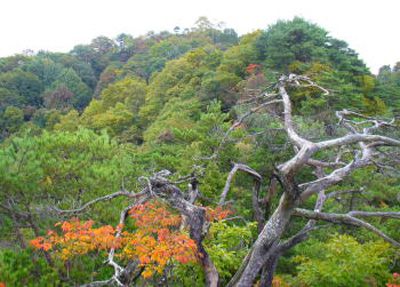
left=1, top=0, right=399, bottom=73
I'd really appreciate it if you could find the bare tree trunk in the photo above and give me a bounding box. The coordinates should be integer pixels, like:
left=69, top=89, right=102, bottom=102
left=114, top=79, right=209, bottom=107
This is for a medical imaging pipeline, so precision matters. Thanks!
left=157, top=182, right=219, bottom=287
left=259, top=253, right=279, bottom=287
left=199, top=245, right=219, bottom=287
left=233, top=194, right=296, bottom=286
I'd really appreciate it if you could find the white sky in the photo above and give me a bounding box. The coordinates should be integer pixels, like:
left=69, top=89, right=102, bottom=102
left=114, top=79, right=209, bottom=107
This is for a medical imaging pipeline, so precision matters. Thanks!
left=1, top=0, right=399, bottom=74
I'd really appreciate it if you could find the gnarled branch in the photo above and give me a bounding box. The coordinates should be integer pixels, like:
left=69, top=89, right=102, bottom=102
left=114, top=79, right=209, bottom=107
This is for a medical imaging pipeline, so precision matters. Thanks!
left=293, top=208, right=400, bottom=247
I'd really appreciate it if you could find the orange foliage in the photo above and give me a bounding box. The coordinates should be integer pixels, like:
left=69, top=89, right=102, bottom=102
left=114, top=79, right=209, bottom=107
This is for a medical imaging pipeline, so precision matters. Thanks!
left=206, top=206, right=232, bottom=222
left=0, top=282, right=6, bottom=287
left=246, top=63, right=261, bottom=75
left=122, top=201, right=198, bottom=278
left=30, top=200, right=198, bottom=279
left=30, top=218, right=119, bottom=260
left=272, top=275, right=290, bottom=287
left=387, top=273, right=400, bottom=287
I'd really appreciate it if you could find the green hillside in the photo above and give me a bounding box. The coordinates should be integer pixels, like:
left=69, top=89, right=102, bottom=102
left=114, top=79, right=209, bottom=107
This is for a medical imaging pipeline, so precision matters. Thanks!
left=0, top=17, right=399, bottom=287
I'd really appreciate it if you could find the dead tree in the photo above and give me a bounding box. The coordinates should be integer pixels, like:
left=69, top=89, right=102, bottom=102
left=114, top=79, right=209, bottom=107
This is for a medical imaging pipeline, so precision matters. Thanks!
left=53, top=74, right=400, bottom=287
left=226, top=74, right=400, bottom=286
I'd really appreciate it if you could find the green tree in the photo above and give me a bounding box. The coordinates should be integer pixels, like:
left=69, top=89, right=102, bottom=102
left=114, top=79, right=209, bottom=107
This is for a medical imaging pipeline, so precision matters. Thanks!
left=0, top=129, right=136, bottom=248
left=376, top=62, right=400, bottom=112
left=256, top=17, right=368, bottom=76
left=139, top=46, right=222, bottom=126
left=24, top=57, right=65, bottom=88
left=0, top=106, right=24, bottom=136
left=100, top=76, right=147, bottom=113
left=0, top=69, right=43, bottom=107
left=49, top=68, right=92, bottom=109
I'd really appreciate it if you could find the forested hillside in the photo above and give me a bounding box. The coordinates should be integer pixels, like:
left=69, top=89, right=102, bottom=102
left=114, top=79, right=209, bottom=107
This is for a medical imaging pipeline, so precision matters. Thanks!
left=0, top=17, right=399, bottom=287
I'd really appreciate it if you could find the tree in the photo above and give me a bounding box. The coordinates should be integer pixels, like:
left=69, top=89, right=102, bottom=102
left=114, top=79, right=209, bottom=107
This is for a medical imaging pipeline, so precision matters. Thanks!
left=217, top=31, right=261, bottom=78
left=90, top=36, right=116, bottom=55
left=256, top=17, right=368, bottom=75
left=0, top=106, right=24, bottom=137
left=94, top=64, right=122, bottom=97
left=200, top=70, right=241, bottom=111
left=49, top=68, right=92, bottom=110
left=71, top=37, right=114, bottom=78
left=376, top=62, right=400, bottom=112
left=43, top=85, right=74, bottom=110
left=24, top=57, right=65, bottom=89
left=138, top=46, right=222, bottom=126
left=0, top=69, right=43, bottom=107
left=31, top=200, right=200, bottom=282
left=28, top=74, right=400, bottom=286
left=38, top=51, right=97, bottom=90
left=223, top=75, right=399, bottom=286
left=81, top=102, right=134, bottom=138
left=122, top=36, right=199, bottom=82
left=0, top=129, right=136, bottom=255
left=100, top=76, right=147, bottom=113
left=115, top=33, right=136, bottom=62
left=0, top=87, right=23, bottom=110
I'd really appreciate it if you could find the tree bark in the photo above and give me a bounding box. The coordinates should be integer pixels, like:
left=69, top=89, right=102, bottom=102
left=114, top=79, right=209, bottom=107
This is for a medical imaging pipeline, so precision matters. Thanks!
left=259, top=253, right=279, bottom=287
left=235, top=194, right=296, bottom=286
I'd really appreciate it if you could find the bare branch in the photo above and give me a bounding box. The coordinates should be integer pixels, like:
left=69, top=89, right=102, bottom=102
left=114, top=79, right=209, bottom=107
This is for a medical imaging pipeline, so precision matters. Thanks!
left=278, top=75, right=312, bottom=148
left=238, top=91, right=279, bottom=105
left=214, top=100, right=283, bottom=157
left=317, top=134, right=400, bottom=150
left=53, top=190, right=146, bottom=214
left=278, top=225, right=325, bottom=253
left=300, top=156, right=371, bottom=201
left=219, top=163, right=262, bottom=205
left=307, top=158, right=346, bottom=168
left=80, top=197, right=148, bottom=287
left=348, top=211, right=400, bottom=219
left=293, top=208, right=400, bottom=247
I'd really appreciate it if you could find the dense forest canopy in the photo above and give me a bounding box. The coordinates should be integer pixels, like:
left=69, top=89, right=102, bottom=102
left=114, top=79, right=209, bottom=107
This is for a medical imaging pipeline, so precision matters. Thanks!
left=0, top=17, right=399, bottom=287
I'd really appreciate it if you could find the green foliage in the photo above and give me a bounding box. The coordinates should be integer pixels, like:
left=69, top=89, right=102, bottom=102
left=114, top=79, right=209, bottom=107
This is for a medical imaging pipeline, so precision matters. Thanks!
left=0, top=69, right=43, bottom=107
left=94, top=64, right=122, bottom=97
left=256, top=17, right=368, bottom=75
left=206, top=221, right=257, bottom=283
left=81, top=102, right=134, bottom=138
left=0, top=128, right=136, bottom=231
left=123, top=35, right=203, bottom=81
left=100, top=76, right=147, bottom=113
left=138, top=46, right=222, bottom=126
left=257, top=17, right=329, bottom=71
left=200, top=70, right=241, bottom=110
left=143, top=98, right=200, bottom=144
left=293, top=235, right=394, bottom=287
left=218, top=31, right=261, bottom=78
left=0, top=249, right=61, bottom=287
left=24, top=57, right=65, bottom=88
left=376, top=63, right=400, bottom=112
left=47, top=68, right=92, bottom=110
left=54, top=109, right=80, bottom=131
left=31, top=108, right=61, bottom=129
left=0, top=87, right=24, bottom=110
left=0, top=106, right=24, bottom=134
